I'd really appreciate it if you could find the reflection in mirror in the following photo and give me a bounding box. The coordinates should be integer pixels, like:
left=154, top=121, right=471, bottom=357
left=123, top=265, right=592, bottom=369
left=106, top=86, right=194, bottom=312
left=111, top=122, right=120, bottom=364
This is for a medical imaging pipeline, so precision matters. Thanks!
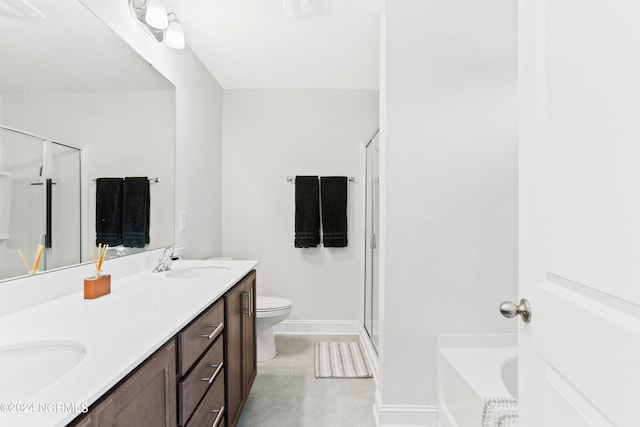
left=0, top=129, right=50, bottom=278
left=47, top=139, right=82, bottom=270
left=0, top=127, right=82, bottom=279
left=0, top=0, right=176, bottom=282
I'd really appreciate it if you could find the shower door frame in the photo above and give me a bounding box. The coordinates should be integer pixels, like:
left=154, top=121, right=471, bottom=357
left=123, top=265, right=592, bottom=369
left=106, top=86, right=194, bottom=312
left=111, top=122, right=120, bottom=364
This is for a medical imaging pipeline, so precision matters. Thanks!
left=363, top=129, right=380, bottom=354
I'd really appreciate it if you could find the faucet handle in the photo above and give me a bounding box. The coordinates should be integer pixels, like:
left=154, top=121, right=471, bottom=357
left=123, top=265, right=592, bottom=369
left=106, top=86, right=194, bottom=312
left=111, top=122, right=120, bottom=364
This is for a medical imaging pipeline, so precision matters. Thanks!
left=169, top=246, right=184, bottom=259
left=161, top=245, right=182, bottom=257
left=160, top=246, right=183, bottom=263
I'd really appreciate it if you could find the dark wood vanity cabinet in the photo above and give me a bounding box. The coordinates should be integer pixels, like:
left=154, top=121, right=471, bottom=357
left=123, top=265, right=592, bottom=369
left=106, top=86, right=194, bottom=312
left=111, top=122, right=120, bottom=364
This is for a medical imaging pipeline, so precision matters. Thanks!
left=69, top=270, right=257, bottom=427
left=177, top=298, right=226, bottom=427
left=71, top=340, right=177, bottom=427
left=224, top=271, right=257, bottom=427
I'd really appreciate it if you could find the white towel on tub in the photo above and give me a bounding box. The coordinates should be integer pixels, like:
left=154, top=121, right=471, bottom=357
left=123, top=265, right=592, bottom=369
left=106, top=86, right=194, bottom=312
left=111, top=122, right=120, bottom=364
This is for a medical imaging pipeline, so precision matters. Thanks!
left=482, top=397, right=518, bottom=427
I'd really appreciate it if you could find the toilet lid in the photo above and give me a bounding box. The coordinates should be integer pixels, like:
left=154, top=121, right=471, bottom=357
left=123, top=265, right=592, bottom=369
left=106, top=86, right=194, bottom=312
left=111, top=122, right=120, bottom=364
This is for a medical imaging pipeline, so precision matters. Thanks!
left=257, top=296, right=292, bottom=312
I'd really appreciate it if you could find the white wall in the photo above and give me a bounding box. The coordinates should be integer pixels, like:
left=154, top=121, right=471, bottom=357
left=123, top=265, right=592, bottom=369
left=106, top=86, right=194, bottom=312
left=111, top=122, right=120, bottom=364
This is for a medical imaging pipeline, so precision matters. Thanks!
left=222, top=89, right=378, bottom=327
left=378, top=0, right=517, bottom=424
left=80, top=0, right=224, bottom=260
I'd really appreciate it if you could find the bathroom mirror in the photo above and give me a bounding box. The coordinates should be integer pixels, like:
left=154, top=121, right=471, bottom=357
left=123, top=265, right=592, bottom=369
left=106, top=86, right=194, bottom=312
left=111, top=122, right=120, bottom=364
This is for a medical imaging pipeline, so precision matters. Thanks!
left=0, top=0, right=176, bottom=281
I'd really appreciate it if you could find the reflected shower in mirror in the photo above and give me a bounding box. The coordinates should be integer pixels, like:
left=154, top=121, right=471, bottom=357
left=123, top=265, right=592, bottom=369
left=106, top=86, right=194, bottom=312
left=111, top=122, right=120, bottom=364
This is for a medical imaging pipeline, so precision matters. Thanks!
left=0, top=127, right=81, bottom=279
left=0, top=0, right=176, bottom=282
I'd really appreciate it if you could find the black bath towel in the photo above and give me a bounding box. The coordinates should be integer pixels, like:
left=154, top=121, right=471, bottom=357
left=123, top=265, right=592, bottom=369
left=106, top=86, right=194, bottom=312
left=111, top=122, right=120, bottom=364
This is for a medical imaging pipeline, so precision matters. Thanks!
left=294, top=176, right=320, bottom=248
left=95, top=178, right=124, bottom=246
left=320, top=176, right=348, bottom=247
left=122, top=177, right=150, bottom=248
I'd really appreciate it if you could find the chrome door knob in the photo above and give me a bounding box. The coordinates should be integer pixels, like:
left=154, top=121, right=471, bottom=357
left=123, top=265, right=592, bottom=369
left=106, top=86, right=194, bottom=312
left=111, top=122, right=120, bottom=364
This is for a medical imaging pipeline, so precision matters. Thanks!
left=499, top=298, right=531, bottom=323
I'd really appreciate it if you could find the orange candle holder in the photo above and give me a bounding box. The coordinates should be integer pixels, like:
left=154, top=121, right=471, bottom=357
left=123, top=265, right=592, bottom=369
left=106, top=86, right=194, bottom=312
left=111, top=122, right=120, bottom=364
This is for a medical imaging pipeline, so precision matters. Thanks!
left=84, top=274, right=111, bottom=299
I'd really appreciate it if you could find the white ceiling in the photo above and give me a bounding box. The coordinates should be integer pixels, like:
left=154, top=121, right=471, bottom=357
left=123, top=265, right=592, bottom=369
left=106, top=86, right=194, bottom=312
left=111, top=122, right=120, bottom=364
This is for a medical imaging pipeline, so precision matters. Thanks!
left=164, top=0, right=381, bottom=90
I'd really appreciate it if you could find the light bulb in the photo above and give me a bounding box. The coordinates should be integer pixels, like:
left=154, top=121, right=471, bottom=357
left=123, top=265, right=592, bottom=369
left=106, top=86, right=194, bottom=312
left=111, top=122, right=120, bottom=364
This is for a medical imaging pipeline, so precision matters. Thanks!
left=144, top=0, right=168, bottom=30
left=165, top=14, right=185, bottom=49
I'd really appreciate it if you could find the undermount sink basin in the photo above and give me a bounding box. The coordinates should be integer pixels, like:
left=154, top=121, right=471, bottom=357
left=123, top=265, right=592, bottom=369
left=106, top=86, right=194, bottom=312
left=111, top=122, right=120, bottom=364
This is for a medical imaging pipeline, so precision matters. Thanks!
left=0, top=341, right=87, bottom=401
left=163, top=265, right=230, bottom=280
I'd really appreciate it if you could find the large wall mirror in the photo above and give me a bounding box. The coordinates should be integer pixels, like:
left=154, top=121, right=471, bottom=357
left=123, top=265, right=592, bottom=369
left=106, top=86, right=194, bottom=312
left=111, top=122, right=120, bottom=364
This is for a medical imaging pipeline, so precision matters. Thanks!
left=0, top=0, right=176, bottom=281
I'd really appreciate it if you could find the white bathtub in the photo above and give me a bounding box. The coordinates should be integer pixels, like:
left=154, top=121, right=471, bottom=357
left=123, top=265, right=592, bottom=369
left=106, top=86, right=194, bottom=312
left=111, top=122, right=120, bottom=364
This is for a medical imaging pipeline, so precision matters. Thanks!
left=437, top=335, right=517, bottom=427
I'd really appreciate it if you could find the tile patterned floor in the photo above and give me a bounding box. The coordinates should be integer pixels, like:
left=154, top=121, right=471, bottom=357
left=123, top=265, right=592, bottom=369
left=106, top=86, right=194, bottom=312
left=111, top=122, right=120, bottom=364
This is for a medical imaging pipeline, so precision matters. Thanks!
left=237, top=335, right=377, bottom=427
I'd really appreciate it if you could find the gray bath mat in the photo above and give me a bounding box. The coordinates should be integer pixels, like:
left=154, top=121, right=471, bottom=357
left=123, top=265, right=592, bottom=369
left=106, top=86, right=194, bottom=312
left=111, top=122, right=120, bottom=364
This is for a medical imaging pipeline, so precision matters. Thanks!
left=314, top=341, right=373, bottom=378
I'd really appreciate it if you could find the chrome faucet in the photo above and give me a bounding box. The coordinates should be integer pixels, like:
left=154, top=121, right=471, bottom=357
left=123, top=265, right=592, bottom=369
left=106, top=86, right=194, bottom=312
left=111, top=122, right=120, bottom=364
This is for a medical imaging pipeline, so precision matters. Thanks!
left=152, top=246, right=182, bottom=273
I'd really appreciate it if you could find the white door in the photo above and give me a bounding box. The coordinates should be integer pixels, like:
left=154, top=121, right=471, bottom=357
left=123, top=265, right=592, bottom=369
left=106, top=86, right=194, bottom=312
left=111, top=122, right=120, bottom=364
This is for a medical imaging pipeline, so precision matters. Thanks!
left=518, top=1, right=640, bottom=426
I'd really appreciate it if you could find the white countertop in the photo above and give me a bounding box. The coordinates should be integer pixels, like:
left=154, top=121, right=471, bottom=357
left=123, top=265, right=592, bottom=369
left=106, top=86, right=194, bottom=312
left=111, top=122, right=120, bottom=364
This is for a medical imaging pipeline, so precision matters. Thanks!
left=0, top=259, right=258, bottom=427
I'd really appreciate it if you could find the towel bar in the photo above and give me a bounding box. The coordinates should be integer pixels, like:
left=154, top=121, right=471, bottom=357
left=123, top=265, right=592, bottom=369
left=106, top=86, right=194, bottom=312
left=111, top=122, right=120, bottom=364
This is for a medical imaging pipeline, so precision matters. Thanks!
left=91, top=177, right=159, bottom=183
left=286, top=176, right=354, bottom=183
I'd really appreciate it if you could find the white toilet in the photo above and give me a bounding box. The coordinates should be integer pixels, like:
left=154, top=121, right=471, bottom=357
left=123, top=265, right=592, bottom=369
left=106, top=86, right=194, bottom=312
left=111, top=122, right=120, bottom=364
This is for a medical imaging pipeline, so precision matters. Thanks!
left=256, top=296, right=292, bottom=361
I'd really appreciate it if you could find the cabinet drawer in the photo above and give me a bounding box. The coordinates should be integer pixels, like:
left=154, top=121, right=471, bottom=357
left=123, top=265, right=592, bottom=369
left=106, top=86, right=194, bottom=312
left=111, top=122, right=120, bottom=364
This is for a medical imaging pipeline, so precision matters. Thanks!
left=185, top=368, right=225, bottom=427
left=178, top=298, right=224, bottom=375
left=178, top=335, right=224, bottom=426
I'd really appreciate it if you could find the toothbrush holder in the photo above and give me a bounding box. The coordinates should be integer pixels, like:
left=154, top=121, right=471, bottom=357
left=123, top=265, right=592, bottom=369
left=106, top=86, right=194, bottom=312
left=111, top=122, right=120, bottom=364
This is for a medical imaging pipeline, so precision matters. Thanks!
left=84, top=273, right=111, bottom=299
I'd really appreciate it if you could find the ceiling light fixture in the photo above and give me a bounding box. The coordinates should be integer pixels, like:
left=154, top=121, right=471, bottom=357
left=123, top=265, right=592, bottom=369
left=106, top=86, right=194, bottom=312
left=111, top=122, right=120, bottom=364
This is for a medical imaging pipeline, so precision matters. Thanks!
left=129, top=0, right=185, bottom=49
left=164, top=13, right=185, bottom=49
left=143, top=0, right=168, bottom=29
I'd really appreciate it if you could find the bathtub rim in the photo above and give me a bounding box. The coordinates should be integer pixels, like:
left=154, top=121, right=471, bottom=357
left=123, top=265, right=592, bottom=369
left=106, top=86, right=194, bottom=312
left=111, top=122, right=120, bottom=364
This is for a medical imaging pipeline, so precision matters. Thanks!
left=437, top=333, right=517, bottom=427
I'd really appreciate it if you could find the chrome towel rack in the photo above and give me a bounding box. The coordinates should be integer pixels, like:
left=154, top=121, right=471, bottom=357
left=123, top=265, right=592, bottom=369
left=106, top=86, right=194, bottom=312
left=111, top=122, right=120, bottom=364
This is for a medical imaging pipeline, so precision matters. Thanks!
left=286, top=176, right=355, bottom=183
left=91, top=177, right=159, bottom=183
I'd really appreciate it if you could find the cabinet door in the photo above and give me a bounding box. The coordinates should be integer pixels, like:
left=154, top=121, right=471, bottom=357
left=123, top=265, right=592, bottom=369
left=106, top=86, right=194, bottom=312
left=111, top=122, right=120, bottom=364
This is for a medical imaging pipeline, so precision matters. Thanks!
left=92, top=340, right=177, bottom=427
left=225, top=282, right=245, bottom=427
left=243, top=271, right=257, bottom=395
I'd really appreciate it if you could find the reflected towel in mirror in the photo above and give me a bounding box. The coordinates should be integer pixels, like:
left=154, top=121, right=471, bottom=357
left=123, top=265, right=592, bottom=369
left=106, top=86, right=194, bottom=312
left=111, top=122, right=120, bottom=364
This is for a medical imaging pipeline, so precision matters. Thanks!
left=95, top=178, right=123, bottom=246
left=122, top=177, right=150, bottom=248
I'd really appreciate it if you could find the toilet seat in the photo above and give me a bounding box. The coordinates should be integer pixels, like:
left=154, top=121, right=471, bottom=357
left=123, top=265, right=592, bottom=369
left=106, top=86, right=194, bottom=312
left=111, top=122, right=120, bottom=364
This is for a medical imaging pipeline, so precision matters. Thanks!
left=257, top=296, right=292, bottom=312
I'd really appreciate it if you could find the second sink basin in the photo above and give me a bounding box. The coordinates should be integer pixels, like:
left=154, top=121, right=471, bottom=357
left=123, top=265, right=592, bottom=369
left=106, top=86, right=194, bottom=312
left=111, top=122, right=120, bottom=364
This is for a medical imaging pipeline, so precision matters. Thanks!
left=0, top=340, right=87, bottom=401
left=163, top=265, right=230, bottom=280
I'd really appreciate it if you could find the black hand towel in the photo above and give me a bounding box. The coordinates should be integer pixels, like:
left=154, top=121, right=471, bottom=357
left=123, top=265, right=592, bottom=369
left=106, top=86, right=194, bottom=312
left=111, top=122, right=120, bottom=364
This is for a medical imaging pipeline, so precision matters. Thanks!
left=96, top=178, right=124, bottom=246
left=294, top=176, right=320, bottom=248
left=320, top=176, right=348, bottom=247
left=122, top=177, right=150, bottom=248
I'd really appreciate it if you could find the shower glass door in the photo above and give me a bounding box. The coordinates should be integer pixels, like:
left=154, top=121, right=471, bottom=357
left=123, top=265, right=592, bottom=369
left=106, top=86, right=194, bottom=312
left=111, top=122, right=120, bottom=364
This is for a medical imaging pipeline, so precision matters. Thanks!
left=364, top=131, right=380, bottom=352
left=0, top=128, right=46, bottom=278
left=0, top=127, right=81, bottom=279
left=45, top=141, right=81, bottom=270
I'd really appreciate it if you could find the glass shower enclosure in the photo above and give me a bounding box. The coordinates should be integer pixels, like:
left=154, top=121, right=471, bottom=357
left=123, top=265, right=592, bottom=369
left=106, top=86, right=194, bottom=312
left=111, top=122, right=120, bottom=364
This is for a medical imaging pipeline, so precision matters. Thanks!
left=0, top=126, right=81, bottom=280
left=364, top=130, right=380, bottom=352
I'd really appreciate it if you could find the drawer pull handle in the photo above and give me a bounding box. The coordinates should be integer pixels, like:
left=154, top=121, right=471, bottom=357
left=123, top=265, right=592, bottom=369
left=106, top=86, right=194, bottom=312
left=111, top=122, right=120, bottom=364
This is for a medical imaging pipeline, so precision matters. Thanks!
left=201, top=362, right=224, bottom=384
left=200, top=323, right=223, bottom=340
left=242, top=292, right=250, bottom=315
left=209, top=406, right=225, bottom=427
left=243, top=289, right=254, bottom=316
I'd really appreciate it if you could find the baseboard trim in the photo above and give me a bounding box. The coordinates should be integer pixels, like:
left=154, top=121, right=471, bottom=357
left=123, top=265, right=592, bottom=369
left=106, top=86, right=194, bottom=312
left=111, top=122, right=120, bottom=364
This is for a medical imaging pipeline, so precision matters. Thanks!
left=359, top=325, right=379, bottom=382
left=374, top=392, right=438, bottom=427
left=273, top=319, right=360, bottom=335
